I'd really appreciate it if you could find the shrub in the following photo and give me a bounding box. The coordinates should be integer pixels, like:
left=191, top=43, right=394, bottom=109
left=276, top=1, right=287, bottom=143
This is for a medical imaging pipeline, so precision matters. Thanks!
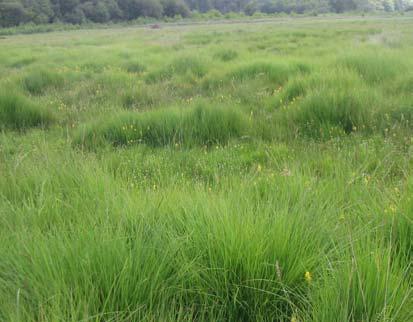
left=22, top=69, right=64, bottom=95
left=74, top=104, right=249, bottom=148
left=0, top=91, right=54, bottom=130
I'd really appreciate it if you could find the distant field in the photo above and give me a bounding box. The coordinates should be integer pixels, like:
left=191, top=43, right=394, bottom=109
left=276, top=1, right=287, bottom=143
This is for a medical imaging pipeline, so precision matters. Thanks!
left=1, top=16, right=412, bottom=321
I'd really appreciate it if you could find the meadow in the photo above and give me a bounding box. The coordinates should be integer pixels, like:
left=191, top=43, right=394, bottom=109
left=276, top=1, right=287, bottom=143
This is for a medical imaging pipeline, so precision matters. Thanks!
left=0, top=15, right=413, bottom=321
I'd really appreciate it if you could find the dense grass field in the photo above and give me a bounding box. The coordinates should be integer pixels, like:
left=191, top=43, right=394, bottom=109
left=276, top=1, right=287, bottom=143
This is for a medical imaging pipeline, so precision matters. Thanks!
left=1, top=15, right=413, bottom=321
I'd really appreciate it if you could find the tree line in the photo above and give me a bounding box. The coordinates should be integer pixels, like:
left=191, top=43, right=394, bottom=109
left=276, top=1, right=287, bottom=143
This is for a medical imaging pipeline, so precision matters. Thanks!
left=0, top=0, right=411, bottom=27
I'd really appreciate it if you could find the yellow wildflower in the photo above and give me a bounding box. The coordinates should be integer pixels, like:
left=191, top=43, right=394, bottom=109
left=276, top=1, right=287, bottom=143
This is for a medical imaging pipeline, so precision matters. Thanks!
left=304, top=271, right=312, bottom=283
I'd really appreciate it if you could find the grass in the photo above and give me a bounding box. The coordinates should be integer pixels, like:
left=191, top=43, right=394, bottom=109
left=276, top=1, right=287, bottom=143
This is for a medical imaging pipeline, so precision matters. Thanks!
left=145, top=56, right=207, bottom=83
left=0, top=90, right=54, bottom=130
left=22, top=69, right=65, bottom=95
left=75, top=103, right=249, bottom=148
left=0, top=15, right=413, bottom=322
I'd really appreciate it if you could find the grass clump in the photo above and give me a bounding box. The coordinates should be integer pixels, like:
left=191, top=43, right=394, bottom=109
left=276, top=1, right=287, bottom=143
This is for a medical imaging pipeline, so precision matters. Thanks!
left=123, top=61, right=146, bottom=74
left=284, top=88, right=378, bottom=138
left=309, top=243, right=412, bottom=322
left=22, top=69, right=64, bottom=95
left=0, top=90, right=54, bottom=130
left=146, top=56, right=207, bottom=83
left=275, top=68, right=386, bottom=139
left=75, top=104, right=249, bottom=148
left=9, top=57, right=36, bottom=68
left=214, top=49, right=238, bottom=62
left=338, top=52, right=405, bottom=83
left=228, top=61, right=309, bottom=84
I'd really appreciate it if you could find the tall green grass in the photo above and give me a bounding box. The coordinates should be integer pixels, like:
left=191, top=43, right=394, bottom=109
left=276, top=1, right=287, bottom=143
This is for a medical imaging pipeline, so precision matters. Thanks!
left=75, top=104, right=250, bottom=148
left=338, top=52, right=406, bottom=83
left=145, top=56, right=207, bottom=83
left=22, top=69, right=64, bottom=95
left=1, top=16, right=413, bottom=322
left=0, top=90, right=54, bottom=130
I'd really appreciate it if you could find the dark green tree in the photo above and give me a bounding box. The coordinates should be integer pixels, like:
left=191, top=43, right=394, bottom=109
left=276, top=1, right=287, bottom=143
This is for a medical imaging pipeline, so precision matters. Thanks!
left=0, top=1, right=28, bottom=26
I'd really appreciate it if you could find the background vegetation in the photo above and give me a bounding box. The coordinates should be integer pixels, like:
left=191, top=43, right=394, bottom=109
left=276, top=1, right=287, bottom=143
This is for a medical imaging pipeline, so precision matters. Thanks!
left=0, top=0, right=413, bottom=27
left=0, top=15, right=412, bottom=321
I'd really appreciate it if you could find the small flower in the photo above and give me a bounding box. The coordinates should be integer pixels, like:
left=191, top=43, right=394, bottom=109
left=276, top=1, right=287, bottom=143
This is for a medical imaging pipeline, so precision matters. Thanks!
left=257, top=164, right=262, bottom=172
left=304, top=271, right=312, bottom=283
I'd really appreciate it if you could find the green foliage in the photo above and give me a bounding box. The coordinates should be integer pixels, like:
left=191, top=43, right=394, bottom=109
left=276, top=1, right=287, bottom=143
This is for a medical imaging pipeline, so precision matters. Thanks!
left=0, top=90, right=54, bottom=130
left=162, top=0, right=191, bottom=17
left=0, top=0, right=409, bottom=28
left=0, top=2, right=28, bottom=27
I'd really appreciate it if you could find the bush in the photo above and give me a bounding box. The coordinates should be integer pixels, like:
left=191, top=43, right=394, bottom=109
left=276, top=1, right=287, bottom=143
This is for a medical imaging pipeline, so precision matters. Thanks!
left=0, top=91, right=54, bottom=130
left=22, top=69, right=65, bottom=95
left=74, top=104, right=249, bottom=148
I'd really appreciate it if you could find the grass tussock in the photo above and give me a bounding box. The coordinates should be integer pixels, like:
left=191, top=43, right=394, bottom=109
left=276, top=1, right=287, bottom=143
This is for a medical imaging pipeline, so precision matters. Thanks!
left=338, top=52, right=405, bottom=83
left=0, top=90, right=54, bottom=130
left=285, top=88, right=378, bottom=138
left=75, top=104, right=249, bottom=148
left=309, top=243, right=413, bottom=322
left=123, top=61, right=146, bottom=74
left=229, top=61, right=309, bottom=84
left=274, top=68, right=386, bottom=139
left=214, top=49, right=238, bottom=62
left=22, top=69, right=64, bottom=95
left=145, top=56, right=207, bottom=83
left=9, top=57, right=36, bottom=68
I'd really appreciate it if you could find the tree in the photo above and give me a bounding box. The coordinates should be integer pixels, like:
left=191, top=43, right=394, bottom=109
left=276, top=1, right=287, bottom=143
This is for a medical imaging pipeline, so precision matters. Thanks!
left=63, top=4, right=85, bottom=23
left=81, top=1, right=110, bottom=22
left=119, top=0, right=163, bottom=19
left=244, top=1, right=257, bottom=15
left=162, top=0, right=190, bottom=17
left=329, top=0, right=357, bottom=12
left=0, top=1, right=28, bottom=27
left=59, top=0, right=80, bottom=15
